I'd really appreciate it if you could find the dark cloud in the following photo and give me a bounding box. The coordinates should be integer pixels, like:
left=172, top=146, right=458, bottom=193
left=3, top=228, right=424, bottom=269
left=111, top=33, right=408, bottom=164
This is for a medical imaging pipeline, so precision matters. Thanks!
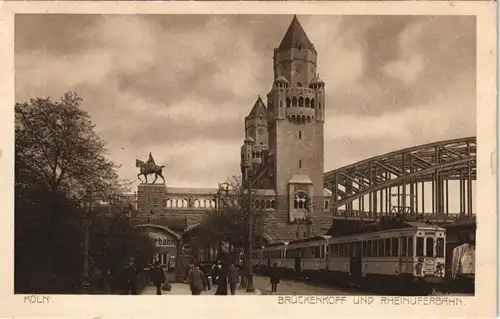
left=15, top=14, right=101, bottom=53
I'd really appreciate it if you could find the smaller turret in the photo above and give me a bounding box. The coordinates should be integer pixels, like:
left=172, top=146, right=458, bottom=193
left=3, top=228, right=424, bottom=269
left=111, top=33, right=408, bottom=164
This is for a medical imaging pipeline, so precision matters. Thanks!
left=245, top=96, right=269, bottom=147
left=311, top=73, right=325, bottom=121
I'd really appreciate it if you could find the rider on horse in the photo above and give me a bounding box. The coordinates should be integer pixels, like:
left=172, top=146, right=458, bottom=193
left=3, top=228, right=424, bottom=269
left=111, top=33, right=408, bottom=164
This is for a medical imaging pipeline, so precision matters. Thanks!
left=147, top=152, right=155, bottom=170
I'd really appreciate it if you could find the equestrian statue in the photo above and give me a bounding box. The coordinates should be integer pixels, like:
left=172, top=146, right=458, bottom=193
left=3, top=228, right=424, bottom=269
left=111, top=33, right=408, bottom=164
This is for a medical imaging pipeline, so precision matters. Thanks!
left=136, top=152, right=166, bottom=184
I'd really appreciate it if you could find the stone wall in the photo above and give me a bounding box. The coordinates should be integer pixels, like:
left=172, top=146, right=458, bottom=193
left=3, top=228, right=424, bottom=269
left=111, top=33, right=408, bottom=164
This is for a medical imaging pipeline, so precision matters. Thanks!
left=261, top=194, right=331, bottom=243
left=137, top=184, right=167, bottom=215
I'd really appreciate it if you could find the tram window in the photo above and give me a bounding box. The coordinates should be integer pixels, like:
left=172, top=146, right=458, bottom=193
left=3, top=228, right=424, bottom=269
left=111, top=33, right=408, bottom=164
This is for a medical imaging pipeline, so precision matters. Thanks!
left=436, top=238, right=445, bottom=258
left=384, top=239, right=391, bottom=257
left=339, top=244, right=344, bottom=257
left=391, top=238, right=399, bottom=257
left=314, top=246, right=321, bottom=258
left=401, top=236, right=407, bottom=257
left=426, top=237, right=434, bottom=257
left=416, top=237, right=424, bottom=257
left=334, top=244, right=339, bottom=257
left=362, top=241, right=367, bottom=257
left=367, top=240, right=372, bottom=257
left=378, top=240, right=384, bottom=257
left=372, top=240, right=378, bottom=257
left=345, top=243, right=351, bottom=257
left=408, top=237, right=413, bottom=256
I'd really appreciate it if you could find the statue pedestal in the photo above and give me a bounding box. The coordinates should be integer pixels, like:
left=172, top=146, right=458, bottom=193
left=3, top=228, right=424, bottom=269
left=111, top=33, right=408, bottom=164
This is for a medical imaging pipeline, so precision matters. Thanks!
left=137, top=183, right=167, bottom=216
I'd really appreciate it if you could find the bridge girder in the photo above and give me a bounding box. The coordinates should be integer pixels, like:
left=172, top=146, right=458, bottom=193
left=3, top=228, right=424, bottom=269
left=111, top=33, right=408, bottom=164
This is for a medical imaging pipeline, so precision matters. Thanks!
left=324, top=137, right=476, bottom=216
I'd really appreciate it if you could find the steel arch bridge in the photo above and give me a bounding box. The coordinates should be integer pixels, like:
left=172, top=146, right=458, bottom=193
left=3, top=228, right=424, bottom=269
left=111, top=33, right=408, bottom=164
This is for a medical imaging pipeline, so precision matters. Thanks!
left=324, top=137, right=476, bottom=220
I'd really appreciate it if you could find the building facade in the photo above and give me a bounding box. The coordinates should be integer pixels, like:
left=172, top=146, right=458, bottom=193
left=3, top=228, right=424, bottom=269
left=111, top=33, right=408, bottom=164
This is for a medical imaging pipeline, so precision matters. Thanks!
left=240, top=16, right=331, bottom=242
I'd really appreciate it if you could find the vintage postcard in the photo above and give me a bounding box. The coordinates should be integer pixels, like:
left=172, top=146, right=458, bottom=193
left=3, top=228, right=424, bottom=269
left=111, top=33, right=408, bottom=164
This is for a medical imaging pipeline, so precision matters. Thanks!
left=0, top=1, right=497, bottom=318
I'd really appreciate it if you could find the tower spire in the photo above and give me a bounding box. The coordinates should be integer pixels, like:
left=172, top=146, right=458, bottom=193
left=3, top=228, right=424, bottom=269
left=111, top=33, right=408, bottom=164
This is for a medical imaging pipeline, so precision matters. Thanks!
left=278, top=15, right=315, bottom=52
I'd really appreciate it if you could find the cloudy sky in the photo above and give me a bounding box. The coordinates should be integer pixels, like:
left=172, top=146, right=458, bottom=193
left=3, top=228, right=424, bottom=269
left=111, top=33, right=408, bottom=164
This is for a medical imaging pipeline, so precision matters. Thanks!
left=15, top=14, right=476, bottom=189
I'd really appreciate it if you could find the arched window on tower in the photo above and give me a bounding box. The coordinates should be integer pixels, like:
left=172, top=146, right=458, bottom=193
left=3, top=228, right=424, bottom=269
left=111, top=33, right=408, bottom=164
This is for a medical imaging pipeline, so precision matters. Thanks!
left=299, top=97, right=304, bottom=107
left=325, top=200, right=329, bottom=210
left=298, top=43, right=302, bottom=51
left=294, top=192, right=309, bottom=210
left=292, top=96, right=298, bottom=107
left=286, top=97, right=291, bottom=108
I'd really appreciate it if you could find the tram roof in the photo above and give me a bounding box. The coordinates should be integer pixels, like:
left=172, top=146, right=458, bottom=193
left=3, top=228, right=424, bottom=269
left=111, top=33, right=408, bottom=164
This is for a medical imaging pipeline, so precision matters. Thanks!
left=287, top=235, right=331, bottom=245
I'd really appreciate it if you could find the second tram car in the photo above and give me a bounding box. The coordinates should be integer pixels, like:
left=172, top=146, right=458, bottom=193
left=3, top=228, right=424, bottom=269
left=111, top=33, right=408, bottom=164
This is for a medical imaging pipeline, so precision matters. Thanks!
left=253, top=222, right=446, bottom=294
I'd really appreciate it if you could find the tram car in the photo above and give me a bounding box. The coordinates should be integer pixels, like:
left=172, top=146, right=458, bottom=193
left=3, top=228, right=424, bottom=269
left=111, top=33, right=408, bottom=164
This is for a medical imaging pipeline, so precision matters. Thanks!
left=253, top=222, right=447, bottom=293
left=252, top=242, right=287, bottom=273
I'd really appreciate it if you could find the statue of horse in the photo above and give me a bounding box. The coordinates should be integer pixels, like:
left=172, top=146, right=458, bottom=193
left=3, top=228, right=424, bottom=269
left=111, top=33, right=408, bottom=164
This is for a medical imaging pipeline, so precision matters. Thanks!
left=136, top=159, right=166, bottom=184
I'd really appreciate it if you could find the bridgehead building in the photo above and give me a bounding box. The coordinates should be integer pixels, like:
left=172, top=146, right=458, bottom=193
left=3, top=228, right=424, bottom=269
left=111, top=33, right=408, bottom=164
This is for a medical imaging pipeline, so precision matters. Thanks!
left=239, top=15, right=332, bottom=241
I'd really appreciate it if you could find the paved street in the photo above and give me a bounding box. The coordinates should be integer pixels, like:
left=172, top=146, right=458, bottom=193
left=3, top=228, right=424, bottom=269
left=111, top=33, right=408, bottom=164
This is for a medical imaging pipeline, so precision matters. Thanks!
left=141, top=277, right=474, bottom=296
left=252, top=275, right=371, bottom=295
left=141, top=282, right=261, bottom=295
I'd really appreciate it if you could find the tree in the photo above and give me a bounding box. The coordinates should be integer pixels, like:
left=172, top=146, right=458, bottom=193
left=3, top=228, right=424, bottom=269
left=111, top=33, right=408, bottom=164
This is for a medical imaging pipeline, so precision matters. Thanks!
left=15, top=92, right=125, bottom=202
left=192, top=176, right=266, bottom=258
left=89, top=214, right=154, bottom=273
left=14, top=92, right=136, bottom=293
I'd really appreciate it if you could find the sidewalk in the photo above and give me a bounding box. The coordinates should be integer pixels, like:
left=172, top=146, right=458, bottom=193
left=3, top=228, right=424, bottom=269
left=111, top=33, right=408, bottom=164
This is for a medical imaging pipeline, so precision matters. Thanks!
left=141, top=283, right=261, bottom=295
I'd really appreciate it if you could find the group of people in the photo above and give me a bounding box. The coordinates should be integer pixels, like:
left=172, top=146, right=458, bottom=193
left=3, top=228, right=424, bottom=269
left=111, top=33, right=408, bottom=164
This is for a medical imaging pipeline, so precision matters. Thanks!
left=186, top=260, right=240, bottom=295
left=149, top=259, right=282, bottom=295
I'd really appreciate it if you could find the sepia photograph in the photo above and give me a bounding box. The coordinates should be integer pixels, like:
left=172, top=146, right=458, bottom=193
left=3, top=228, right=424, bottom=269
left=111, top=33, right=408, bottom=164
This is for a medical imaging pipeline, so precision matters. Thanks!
left=14, top=12, right=480, bottom=297
left=2, top=1, right=497, bottom=318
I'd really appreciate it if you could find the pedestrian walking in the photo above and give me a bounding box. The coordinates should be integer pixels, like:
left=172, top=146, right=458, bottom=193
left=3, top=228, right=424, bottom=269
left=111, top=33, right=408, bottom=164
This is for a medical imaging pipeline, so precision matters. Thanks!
left=269, top=263, right=280, bottom=293
left=187, top=263, right=206, bottom=295
left=228, top=262, right=239, bottom=295
left=212, top=260, right=222, bottom=284
left=124, top=258, right=138, bottom=295
left=214, top=262, right=228, bottom=295
left=150, top=261, right=166, bottom=295
left=200, top=262, right=211, bottom=290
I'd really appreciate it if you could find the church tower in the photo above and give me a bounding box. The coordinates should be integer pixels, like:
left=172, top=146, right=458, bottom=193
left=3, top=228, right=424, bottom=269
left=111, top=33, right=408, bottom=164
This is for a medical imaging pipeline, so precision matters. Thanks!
left=267, top=15, right=326, bottom=224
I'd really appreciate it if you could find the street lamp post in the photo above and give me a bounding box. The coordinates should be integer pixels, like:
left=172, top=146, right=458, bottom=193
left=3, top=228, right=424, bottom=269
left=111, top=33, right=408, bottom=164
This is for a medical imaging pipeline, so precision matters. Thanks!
left=245, top=167, right=255, bottom=293
left=81, top=190, right=93, bottom=294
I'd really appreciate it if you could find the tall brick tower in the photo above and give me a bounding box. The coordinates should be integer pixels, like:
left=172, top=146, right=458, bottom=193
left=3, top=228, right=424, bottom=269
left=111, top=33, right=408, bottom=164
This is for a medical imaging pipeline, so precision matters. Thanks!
left=241, top=16, right=326, bottom=241
left=268, top=15, right=325, bottom=224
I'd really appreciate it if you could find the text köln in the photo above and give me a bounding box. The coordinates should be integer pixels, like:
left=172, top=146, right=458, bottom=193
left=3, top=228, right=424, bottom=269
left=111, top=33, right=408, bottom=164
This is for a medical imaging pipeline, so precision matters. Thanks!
left=24, top=295, right=51, bottom=304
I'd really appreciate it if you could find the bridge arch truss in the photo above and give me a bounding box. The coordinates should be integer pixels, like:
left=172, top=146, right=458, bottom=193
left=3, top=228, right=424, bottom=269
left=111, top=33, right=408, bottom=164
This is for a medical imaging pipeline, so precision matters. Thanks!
left=324, top=137, right=476, bottom=219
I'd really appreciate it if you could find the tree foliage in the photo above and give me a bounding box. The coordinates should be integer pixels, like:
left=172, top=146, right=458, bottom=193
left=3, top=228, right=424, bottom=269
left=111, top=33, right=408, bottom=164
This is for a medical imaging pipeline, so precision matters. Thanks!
left=15, top=92, right=147, bottom=293
left=192, top=176, right=266, bottom=251
left=15, top=92, right=126, bottom=202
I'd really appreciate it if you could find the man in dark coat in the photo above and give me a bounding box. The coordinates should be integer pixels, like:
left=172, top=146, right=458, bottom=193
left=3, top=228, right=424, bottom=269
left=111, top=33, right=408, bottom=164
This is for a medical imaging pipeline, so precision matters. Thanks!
left=214, top=263, right=228, bottom=295
left=150, top=261, right=166, bottom=295
left=188, top=264, right=206, bottom=295
left=269, top=263, right=280, bottom=293
left=124, top=259, right=138, bottom=295
left=227, top=263, right=239, bottom=295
